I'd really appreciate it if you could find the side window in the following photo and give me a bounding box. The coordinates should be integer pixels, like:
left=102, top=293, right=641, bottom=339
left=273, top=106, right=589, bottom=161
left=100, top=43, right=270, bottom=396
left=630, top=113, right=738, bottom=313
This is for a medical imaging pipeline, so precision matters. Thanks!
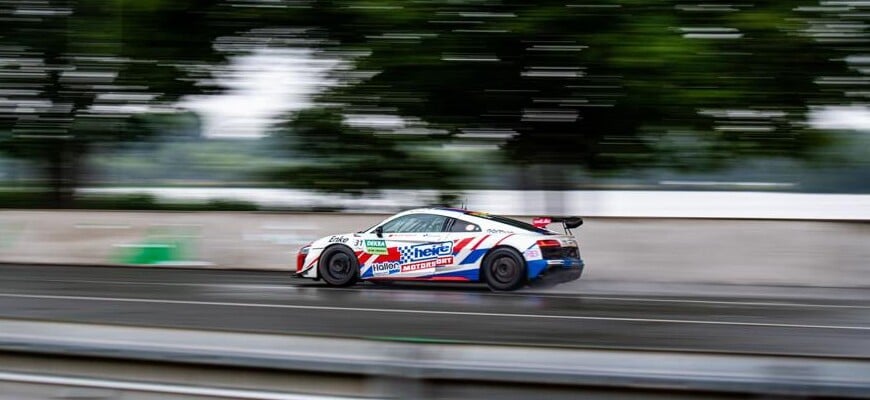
left=445, top=218, right=481, bottom=233
left=381, top=214, right=448, bottom=233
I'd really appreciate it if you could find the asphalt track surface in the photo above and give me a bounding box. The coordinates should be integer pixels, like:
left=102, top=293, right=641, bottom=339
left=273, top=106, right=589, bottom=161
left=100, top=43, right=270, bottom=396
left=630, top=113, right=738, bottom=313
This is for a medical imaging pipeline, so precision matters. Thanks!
left=0, top=264, right=868, bottom=358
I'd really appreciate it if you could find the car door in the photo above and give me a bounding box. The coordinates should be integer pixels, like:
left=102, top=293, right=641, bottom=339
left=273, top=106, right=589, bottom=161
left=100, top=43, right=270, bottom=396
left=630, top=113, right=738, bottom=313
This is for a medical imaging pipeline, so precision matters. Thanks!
left=361, top=213, right=449, bottom=279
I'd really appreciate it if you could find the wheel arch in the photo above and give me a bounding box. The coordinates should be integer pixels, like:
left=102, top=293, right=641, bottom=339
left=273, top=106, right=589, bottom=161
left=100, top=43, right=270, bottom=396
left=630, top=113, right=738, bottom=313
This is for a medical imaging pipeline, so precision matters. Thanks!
left=315, top=243, right=358, bottom=279
left=479, top=244, right=527, bottom=283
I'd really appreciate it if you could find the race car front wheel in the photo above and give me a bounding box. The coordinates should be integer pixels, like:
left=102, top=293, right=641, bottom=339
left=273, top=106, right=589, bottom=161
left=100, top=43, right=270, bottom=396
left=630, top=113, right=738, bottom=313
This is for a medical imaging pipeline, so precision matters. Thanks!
left=482, top=248, right=526, bottom=291
left=318, top=245, right=359, bottom=287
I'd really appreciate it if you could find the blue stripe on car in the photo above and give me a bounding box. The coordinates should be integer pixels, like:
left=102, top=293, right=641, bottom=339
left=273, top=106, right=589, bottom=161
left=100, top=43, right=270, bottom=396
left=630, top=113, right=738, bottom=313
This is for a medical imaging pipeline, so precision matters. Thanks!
left=433, top=268, right=480, bottom=281
left=460, top=248, right=488, bottom=265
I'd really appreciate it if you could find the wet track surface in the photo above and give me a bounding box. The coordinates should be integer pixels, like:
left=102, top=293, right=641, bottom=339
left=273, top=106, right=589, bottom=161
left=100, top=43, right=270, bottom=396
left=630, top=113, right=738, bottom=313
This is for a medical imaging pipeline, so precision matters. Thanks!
left=0, top=264, right=868, bottom=358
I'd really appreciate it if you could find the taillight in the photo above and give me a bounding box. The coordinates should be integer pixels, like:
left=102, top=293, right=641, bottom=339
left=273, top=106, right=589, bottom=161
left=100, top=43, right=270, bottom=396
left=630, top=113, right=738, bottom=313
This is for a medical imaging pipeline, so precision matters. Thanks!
left=538, top=239, right=569, bottom=260
left=296, top=244, right=311, bottom=272
left=536, top=239, right=561, bottom=248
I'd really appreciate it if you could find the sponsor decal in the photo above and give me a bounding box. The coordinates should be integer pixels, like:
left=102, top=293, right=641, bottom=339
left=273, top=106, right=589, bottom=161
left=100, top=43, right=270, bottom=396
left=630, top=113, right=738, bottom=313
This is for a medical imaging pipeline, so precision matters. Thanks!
left=487, top=229, right=512, bottom=234
left=386, top=241, right=455, bottom=273
left=401, top=256, right=453, bottom=273
left=371, top=261, right=400, bottom=276
left=523, top=248, right=542, bottom=259
left=532, top=217, right=551, bottom=228
left=399, top=241, right=453, bottom=263
left=364, top=239, right=388, bottom=255
left=328, top=236, right=348, bottom=244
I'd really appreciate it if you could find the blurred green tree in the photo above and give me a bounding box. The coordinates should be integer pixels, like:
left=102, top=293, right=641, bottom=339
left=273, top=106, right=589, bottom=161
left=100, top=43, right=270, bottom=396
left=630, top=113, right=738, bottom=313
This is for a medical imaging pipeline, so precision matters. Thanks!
left=3, top=0, right=859, bottom=199
left=292, top=0, right=860, bottom=187
left=269, top=108, right=461, bottom=195
left=0, top=0, right=288, bottom=205
left=0, top=0, right=207, bottom=205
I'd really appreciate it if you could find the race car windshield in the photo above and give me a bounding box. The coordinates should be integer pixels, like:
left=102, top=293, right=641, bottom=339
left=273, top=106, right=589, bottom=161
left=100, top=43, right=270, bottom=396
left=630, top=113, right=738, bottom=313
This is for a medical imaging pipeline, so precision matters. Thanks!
left=358, top=223, right=378, bottom=234
left=464, top=212, right=555, bottom=235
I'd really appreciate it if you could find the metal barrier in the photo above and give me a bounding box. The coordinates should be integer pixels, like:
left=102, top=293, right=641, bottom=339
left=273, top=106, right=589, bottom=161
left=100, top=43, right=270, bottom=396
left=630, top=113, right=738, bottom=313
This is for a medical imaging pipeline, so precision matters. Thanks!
left=0, top=319, right=867, bottom=399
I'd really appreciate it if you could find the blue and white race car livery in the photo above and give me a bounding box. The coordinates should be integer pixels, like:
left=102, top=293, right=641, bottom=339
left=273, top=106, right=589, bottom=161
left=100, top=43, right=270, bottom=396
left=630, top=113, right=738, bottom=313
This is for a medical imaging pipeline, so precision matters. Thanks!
left=296, top=208, right=584, bottom=291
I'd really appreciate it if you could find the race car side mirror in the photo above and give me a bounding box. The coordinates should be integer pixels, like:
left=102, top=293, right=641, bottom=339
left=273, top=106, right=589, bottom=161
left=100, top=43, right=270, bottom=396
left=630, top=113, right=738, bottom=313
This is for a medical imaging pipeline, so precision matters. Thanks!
left=374, top=226, right=384, bottom=238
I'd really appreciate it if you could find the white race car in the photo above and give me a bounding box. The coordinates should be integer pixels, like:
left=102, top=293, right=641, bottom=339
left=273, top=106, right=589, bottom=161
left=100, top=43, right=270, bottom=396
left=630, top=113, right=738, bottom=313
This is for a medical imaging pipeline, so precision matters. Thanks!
left=296, top=208, right=584, bottom=291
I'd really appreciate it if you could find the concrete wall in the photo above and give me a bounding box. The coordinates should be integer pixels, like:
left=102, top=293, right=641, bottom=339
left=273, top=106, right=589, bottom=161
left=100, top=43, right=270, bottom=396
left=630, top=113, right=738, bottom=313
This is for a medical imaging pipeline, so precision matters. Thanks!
left=0, top=210, right=867, bottom=287
left=80, top=188, right=870, bottom=220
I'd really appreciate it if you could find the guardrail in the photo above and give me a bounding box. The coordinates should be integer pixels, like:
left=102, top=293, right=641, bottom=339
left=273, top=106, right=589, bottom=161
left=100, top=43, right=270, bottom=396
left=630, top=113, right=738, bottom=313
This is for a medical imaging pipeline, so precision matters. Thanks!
left=0, top=319, right=868, bottom=399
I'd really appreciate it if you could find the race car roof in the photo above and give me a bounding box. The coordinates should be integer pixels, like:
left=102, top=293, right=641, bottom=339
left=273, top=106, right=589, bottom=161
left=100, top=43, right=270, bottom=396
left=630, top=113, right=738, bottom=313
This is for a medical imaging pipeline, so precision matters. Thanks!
left=429, top=207, right=553, bottom=234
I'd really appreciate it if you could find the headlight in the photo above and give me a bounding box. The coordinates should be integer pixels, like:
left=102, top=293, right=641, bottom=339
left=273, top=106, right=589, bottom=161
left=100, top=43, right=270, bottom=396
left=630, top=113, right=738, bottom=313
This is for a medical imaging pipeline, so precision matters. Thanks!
left=296, top=243, right=312, bottom=272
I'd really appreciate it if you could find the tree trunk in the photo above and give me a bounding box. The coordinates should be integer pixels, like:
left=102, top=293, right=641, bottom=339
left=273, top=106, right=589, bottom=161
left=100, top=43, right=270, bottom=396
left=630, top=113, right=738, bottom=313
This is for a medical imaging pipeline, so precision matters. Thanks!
left=45, top=142, right=81, bottom=208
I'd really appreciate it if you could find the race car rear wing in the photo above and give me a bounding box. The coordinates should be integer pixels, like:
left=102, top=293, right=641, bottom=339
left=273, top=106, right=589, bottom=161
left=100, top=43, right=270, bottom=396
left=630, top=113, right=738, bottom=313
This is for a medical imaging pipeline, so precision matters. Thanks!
left=532, top=216, right=584, bottom=235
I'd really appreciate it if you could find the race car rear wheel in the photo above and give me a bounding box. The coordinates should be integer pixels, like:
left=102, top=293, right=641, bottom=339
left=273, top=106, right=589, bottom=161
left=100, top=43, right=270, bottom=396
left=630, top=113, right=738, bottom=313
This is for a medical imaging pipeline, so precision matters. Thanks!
left=482, top=248, right=526, bottom=291
left=318, top=245, right=359, bottom=287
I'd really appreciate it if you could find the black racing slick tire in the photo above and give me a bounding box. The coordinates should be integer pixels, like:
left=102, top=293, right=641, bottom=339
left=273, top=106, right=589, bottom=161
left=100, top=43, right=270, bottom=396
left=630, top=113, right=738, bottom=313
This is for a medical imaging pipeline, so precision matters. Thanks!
left=482, top=248, right=526, bottom=291
left=318, top=245, right=359, bottom=287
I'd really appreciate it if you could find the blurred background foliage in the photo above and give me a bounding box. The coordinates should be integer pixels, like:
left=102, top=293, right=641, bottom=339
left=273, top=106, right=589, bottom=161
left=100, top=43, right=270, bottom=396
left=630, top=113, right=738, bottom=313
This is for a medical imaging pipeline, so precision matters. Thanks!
left=0, top=0, right=869, bottom=208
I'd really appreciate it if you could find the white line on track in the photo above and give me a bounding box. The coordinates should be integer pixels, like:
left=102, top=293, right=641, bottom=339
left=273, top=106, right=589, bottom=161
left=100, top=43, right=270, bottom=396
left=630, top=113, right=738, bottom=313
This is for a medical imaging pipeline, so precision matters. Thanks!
left=339, top=286, right=870, bottom=309
left=0, top=292, right=868, bottom=331
left=0, top=371, right=355, bottom=400
left=4, top=277, right=870, bottom=309
left=31, top=278, right=289, bottom=289
left=516, top=294, right=870, bottom=309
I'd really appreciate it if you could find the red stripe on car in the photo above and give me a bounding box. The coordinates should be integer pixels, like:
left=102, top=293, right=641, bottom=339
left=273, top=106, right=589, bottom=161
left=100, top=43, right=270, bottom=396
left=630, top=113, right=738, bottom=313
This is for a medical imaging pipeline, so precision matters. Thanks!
left=371, top=276, right=470, bottom=282
left=453, top=237, right=475, bottom=254
left=492, top=234, right=515, bottom=247
left=470, top=235, right=491, bottom=251
left=372, top=247, right=401, bottom=263
left=428, top=276, right=471, bottom=282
